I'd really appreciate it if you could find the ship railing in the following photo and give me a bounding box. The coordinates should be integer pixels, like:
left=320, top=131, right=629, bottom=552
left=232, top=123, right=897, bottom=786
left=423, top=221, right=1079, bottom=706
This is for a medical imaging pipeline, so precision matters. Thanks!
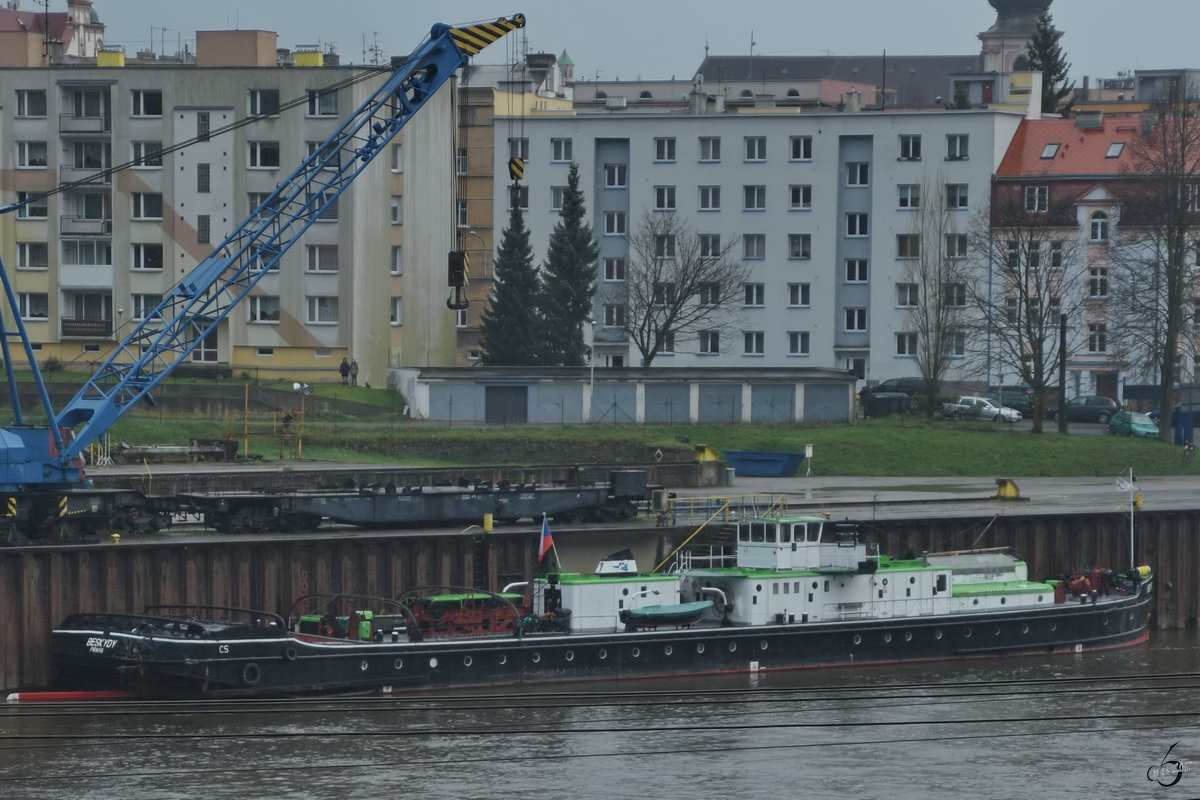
left=667, top=493, right=789, bottom=526
left=677, top=546, right=736, bottom=570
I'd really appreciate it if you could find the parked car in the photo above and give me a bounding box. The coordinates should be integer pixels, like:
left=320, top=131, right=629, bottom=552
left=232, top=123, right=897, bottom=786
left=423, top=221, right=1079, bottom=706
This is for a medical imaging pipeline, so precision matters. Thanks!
left=1047, top=396, right=1121, bottom=424
left=941, top=396, right=1023, bottom=423
left=870, top=377, right=924, bottom=395
left=1108, top=411, right=1160, bottom=439
left=986, top=390, right=1034, bottom=418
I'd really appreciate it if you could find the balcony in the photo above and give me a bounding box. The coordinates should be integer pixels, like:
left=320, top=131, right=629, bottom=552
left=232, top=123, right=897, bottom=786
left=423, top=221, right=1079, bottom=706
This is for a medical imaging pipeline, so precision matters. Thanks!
left=60, top=165, right=111, bottom=186
left=61, top=318, right=112, bottom=338
left=59, top=114, right=111, bottom=134
left=60, top=216, right=112, bottom=236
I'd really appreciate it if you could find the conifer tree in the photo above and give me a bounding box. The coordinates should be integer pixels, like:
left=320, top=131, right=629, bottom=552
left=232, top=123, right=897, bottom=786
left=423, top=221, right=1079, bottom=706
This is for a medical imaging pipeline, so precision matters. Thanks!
left=479, top=202, right=541, bottom=366
left=1026, top=11, right=1075, bottom=115
left=538, top=163, right=599, bottom=366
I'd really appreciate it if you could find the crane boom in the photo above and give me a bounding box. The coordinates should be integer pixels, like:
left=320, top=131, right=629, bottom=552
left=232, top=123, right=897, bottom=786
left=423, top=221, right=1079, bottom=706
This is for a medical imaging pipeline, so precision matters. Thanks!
left=0, top=15, right=525, bottom=495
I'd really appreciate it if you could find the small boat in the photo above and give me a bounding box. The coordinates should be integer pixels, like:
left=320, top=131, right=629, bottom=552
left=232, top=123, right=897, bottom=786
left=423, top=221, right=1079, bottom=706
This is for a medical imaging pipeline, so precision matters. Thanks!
left=48, top=514, right=1154, bottom=699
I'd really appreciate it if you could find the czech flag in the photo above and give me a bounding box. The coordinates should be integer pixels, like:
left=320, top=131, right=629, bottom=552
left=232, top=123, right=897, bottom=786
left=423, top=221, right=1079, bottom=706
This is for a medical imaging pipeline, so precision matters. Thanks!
left=539, top=515, right=555, bottom=562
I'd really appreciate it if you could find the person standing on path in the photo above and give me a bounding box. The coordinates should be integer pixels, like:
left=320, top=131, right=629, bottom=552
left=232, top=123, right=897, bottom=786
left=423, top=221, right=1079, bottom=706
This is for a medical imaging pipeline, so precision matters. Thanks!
left=349, top=359, right=359, bottom=387
left=339, top=357, right=350, bottom=385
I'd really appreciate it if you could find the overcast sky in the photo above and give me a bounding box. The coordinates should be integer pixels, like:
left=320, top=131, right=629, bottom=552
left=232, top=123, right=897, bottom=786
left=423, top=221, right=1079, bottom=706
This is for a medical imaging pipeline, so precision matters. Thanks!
left=91, top=0, right=1187, bottom=83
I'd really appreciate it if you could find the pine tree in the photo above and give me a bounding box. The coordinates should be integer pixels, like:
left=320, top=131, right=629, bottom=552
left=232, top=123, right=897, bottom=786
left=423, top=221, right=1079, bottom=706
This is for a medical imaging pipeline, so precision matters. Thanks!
left=538, top=163, right=599, bottom=366
left=1026, top=10, right=1075, bottom=115
left=479, top=202, right=541, bottom=366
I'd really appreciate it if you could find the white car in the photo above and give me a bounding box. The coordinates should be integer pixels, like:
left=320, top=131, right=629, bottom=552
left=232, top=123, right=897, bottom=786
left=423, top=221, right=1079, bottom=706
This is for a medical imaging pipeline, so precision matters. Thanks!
left=941, top=396, right=1023, bottom=423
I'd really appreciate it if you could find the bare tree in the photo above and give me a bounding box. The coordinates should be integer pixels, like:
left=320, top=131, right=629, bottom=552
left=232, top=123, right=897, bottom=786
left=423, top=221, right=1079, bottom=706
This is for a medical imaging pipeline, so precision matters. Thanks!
left=964, top=187, right=1088, bottom=432
left=622, top=212, right=748, bottom=366
left=1108, top=87, right=1200, bottom=439
left=901, top=176, right=971, bottom=417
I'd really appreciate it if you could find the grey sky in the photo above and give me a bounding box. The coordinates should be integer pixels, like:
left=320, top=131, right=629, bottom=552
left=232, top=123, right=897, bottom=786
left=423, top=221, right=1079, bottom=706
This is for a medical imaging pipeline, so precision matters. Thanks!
left=93, top=0, right=1187, bottom=83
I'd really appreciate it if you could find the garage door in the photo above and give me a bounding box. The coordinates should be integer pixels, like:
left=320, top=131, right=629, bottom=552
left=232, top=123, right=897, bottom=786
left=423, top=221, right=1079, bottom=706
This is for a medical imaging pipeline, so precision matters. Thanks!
left=485, top=386, right=528, bottom=424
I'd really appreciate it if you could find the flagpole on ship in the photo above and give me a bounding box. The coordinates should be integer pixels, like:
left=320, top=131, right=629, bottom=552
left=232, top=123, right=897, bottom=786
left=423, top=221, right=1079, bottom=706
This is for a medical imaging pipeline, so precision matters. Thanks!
left=540, top=513, right=562, bottom=571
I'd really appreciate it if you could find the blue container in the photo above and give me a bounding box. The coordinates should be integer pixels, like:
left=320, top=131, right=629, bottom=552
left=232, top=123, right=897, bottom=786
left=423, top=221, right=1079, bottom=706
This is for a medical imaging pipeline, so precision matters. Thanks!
left=723, top=450, right=806, bottom=477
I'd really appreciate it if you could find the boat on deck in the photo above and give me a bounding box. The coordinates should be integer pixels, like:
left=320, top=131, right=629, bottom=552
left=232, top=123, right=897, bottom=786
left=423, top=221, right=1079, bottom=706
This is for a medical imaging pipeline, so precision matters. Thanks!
left=48, top=514, right=1154, bottom=698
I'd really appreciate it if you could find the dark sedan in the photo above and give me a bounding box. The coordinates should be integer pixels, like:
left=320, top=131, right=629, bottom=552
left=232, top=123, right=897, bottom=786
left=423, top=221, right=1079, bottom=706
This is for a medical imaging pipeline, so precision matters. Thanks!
left=1047, top=396, right=1121, bottom=424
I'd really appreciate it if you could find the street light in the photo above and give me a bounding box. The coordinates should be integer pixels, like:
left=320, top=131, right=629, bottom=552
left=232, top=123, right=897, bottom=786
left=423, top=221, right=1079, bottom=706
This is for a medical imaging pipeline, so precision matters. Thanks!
left=467, top=229, right=488, bottom=277
left=588, top=318, right=596, bottom=390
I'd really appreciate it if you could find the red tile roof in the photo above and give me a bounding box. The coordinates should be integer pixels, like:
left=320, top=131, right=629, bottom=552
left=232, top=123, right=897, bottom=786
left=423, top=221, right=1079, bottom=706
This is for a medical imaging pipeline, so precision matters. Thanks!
left=997, top=116, right=1144, bottom=177
left=0, top=8, right=67, bottom=40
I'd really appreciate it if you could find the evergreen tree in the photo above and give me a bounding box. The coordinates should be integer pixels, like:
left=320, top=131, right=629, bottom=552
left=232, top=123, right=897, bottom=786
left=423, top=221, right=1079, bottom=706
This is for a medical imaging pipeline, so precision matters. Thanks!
left=538, top=163, right=599, bottom=366
left=479, top=202, right=541, bottom=366
left=1026, top=11, right=1075, bottom=115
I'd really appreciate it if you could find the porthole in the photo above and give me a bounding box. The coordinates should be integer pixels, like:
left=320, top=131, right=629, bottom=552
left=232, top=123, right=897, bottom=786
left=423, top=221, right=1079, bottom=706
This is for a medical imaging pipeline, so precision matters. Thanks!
left=852, top=634, right=862, bottom=645
left=632, top=647, right=641, bottom=658
left=728, top=642, right=738, bottom=653
left=598, top=648, right=608, bottom=660
left=696, top=643, right=706, bottom=654
left=463, top=655, right=473, bottom=667
left=429, top=657, right=439, bottom=668
left=565, top=650, right=575, bottom=662
left=1000, top=597, right=1007, bottom=605
left=1102, top=614, right=1109, bottom=627
left=1049, top=623, right=1057, bottom=633
left=531, top=652, right=541, bottom=663
left=360, top=659, right=369, bottom=671
left=972, top=599, right=979, bottom=606
left=963, top=628, right=973, bottom=639
left=622, top=588, right=629, bottom=596
left=1038, top=595, right=1044, bottom=603
left=759, top=640, right=768, bottom=651
left=756, top=584, right=763, bottom=592
left=904, top=631, right=912, bottom=642
left=393, top=658, right=403, bottom=670
left=882, top=578, right=888, bottom=586
left=1020, top=624, right=1029, bottom=635
left=993, top=627, right=1001, bottom=637
left=909, top=577, right=916, bottom=584
left=812, top=581, right=818, bottom=590
left=883, top=632, right=892, bottom=644
left=664, top=645, right=673, bottom=656
left=498, top=654, right=508, bottom=666
left=934, top=629, right=943, bottom=640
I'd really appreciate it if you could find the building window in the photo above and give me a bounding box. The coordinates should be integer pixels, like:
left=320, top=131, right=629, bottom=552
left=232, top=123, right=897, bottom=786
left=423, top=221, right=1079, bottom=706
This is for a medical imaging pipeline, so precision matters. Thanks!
left=699, top=330, right=720, bottom=354
left=391, top=245, right=403, bottom=276
left=845, top=258, right=868, bottom=282
left=699, top=185, right=721, bottom=211
left=17, top=141, right=47, bottom=168
left=1089, top=266, right=1109, bottom=298
left=699, top=234, right=721, bottom=259
left=307, top=90, right=337, bottom=116
left=897, top=283, right=918, bottom=306
left=1026, top=185, right=1048, bottom=212
left=131, top=141, right=162, bottom=168
left=197, top=111, right=210, bottom=141
left=391, top=297, right=403, bottom=326
left=1005, top=296, right=1019, bottom=324
left=1050, top=241, right=1064, bottom=268
left=743, top=185, right=766, bottom=211
left=1088, top=323, right=1107, bottom=353
left=16, top=89, right=46, bottom=117
left=896, top=332, right=917, bottom=356
left=946, top=234, right=968, bottom=259
left=132, top=243, right=163, bottom=271
left=397, top=144, right=409, bottom=173
left=390, top=196, right=403, bottom=225
left=654, top=137, right=676, bottom=161
left=844, top=307, right=867, bottom=331
left=788, top=330, right=810, bottom=356
left=653, top=282, right=677, bottom=305
left=197, top=163, right=211, bottom=193
left=457, top=199, right=469, bottom=227
left=898, top=184, right=920, bottom=208
left=17, top=192, right=47, bottom=219
left=789, top=184, right=812, bottom=210
left=744, top=283, right=765, bottom=307
left=550, top=186, right=566, bottom=211
left=604, top=163, right=627, bottom=188
left=306, top=296, right=339, bottom=324
left=604, top=211, right=627, bottom=235
left=17, top=242, right=49, bottom=270
left=604, top=303, right=626, bottom=327
left=846, top=213, right=869, bottom=237
left=790, top=135, right=812, bottom=161
left=789, top=234, right=811, bottom=259
left=509, top=185, right=529, bottom=210
left=508, top=137, right=529, bottom=160
left=743, top=331, right=765, bottom=355
left=307, top=140, right=338, bottom=170
left=62, top=240, right=112, bottom=266
left=899, top=134, right=921, bottom=160
left=131, top=193, right=163, bottom=220
left=846, top=162, right=869, bottom=186
left=1027, top=243, right=1042, bottom=269
left=1006, top=240, right=1020, bottom=270
left=130, top=293, right=162, bottom=320
left=306, top=244, right=338, bottom=272
left=550, top=138, right=573, bottom=162
left=946, top=184, right=969, bottom=209
left=1106, top=142, right=1124, bottom=158
left=952, top=332, right=966, bottom=356
left=131, top=89, right=163, bottom=117
left=655, top=234, right=676, bottom=259
left=946, top=134, right=969, bottom=160
left=248, top=141, right=281, bottom=168
left=196, top=215, right=211, bottom=244
left=248, top=89, right=280, bottom=116
left=659, top=331, right=675, bottom=355
left=788, top=282, right=810, bottom=307
left=943, top=282, right=967, bottom=306
left=897, top=234, right=920, bottom=259
left=1090, top=211, right=1109, bottom=242
left=699, top=283, right=720, bottom=306
left=654, top=185, right=677, bottom=211
left=248, top=296, right=280, bottom=323
left=603, top=257, right=625, bottom=281
left=744, top=136, right=767, bottom=161
left=743, top=234, right=766, bottom=259
left=699, top=136, right=721, bottom=162
left=18, top=292, right=48, bottom=320
left=456, top=307, right=468, bottom=328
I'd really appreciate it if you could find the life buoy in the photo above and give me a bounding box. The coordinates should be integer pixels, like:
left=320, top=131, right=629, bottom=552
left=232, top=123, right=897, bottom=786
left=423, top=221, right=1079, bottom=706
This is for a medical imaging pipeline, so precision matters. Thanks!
left=242, top=662, right=262, bottom=686
left=429, top=602, right=446, bottom=620
left=283, top=646, right=297, bottom=662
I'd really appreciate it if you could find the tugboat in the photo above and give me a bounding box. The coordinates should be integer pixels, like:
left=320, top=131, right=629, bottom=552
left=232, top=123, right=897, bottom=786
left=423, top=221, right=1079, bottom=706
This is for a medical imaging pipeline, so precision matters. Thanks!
left=47, top=515, right=1153, bottom=698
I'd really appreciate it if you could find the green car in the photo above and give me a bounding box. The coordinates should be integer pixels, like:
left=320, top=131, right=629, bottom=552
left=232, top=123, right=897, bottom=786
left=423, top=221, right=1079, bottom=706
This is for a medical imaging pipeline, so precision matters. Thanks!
left=1108, top=411, right=1160, bottom=439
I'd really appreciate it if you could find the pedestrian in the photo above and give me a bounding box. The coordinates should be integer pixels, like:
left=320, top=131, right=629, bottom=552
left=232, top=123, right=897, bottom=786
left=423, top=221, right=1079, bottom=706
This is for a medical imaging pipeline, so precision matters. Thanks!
left=339, top=357, right=350, bottom=385
left=349, top=359, right=359, bottom=387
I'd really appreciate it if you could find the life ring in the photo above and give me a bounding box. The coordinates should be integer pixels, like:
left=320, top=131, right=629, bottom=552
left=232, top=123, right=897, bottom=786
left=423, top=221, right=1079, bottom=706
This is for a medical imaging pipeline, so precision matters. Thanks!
left=429, top=602, right=446, bottom=620
left=283, top=646, right=297, bottom=662
left=242, top=662, right=262, bottom=686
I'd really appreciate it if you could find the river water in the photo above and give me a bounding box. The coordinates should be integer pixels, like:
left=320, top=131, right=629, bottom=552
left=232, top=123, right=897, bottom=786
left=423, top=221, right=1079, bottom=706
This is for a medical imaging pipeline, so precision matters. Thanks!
left=3, top=631, right=1199, bottom=800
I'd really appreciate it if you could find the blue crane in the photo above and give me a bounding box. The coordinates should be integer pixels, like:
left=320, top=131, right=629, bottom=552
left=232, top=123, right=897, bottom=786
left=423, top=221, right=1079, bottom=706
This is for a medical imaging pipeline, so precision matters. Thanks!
left=0, top=14, right=525, bottom=538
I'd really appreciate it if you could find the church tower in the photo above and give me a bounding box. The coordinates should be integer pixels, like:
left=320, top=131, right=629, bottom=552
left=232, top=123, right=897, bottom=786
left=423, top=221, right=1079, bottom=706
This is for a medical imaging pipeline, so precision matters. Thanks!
left=979, top=0, right=1050, bottom=74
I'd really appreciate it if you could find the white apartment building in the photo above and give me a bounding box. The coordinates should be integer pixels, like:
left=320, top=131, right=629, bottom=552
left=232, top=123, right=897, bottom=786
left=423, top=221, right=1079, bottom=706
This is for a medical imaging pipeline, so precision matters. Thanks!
left=496, top=105, right=1024, bottom=383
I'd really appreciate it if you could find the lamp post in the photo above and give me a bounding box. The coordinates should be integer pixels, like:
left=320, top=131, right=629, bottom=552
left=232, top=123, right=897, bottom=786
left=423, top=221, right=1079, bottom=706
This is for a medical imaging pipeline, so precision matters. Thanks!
left=467, top=229, right=488, bottom=277
left=588, top=318, right=596, bottom=390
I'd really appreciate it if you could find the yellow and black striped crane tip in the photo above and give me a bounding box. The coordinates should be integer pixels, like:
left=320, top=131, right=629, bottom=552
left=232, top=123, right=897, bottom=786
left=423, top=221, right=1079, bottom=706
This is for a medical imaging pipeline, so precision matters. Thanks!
left=450, top=14, right=526, bottom=57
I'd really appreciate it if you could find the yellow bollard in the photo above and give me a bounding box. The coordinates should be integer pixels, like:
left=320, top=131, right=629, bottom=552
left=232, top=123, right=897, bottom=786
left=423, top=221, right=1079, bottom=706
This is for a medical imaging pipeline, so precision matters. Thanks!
left=110, top=533, right=120, bottom=544
left=483, top=513, right=493, bottom=533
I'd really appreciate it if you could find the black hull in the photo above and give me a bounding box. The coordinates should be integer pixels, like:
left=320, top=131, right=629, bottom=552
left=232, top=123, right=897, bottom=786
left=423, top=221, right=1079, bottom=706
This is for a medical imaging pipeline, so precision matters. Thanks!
left=50, top=581, right=1154, bottom=698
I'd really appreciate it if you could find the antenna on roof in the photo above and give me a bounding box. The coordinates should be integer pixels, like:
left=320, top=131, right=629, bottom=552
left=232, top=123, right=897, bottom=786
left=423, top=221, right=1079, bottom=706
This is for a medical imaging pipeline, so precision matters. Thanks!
left=750, top=31, right=756, bottom=57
